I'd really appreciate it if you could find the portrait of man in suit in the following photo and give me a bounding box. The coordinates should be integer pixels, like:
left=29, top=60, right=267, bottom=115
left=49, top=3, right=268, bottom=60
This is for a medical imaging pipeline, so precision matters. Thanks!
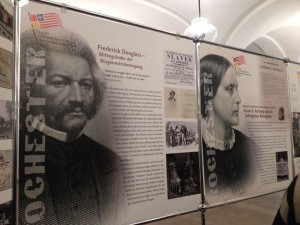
left=18, top=29, right=122, bottom=225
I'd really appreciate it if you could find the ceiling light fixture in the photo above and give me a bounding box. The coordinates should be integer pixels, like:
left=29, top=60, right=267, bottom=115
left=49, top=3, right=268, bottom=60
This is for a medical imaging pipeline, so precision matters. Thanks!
left=183, top=0, right=218, bottom=41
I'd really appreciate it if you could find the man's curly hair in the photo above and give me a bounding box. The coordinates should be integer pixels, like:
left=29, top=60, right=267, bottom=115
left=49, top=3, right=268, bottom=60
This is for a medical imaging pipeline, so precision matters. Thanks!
left=20, top=29, right=106, bottom=124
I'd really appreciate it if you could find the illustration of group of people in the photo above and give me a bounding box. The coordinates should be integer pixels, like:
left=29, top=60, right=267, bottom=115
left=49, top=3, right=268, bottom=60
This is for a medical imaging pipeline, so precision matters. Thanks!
left=166, top=122, right=197, bottom=148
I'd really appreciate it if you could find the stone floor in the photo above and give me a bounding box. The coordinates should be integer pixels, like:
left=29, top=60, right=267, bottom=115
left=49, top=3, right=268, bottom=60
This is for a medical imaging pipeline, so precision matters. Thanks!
left=142, top=191, right=284, bottom=225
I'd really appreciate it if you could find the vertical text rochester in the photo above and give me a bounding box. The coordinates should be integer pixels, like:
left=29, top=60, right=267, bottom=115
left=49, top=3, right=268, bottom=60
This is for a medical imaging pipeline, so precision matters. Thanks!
left=23, top=48, right=46, bottom=223
left=203, top=72, right=218, bottom=195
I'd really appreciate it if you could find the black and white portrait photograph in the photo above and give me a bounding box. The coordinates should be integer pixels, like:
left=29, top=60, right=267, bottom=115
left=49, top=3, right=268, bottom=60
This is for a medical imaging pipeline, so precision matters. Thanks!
left=166, top=152, right=200, bottom=199
left=168, top=90, right=176, bottom=102
left=164, top=87, right=197, bottom=119
left=276, top=151, right=289, bottom=182
left=200, top=54, right=255, bottom=196
left=19, top=28, right=122, bottom=225
left=165, top=121, right=198, bottom=148
left=278, top=106, right=285, bottom=121
left=164, top=87, right=179, bottom=115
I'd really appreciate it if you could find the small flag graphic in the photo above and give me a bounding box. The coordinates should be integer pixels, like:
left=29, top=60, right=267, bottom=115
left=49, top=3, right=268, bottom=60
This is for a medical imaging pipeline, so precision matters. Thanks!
left=29, top=13, right=63, bottom=29
left=233, top=55, right=246, bottom=66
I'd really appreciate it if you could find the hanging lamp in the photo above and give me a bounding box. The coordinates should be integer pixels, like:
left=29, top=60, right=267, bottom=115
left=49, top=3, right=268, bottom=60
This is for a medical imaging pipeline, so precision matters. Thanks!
left=183, top=0, right=217, bottom=41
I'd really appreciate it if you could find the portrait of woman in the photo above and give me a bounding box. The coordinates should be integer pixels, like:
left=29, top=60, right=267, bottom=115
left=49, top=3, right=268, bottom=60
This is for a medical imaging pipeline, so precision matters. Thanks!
left=200, top=54, right=254, bottom=196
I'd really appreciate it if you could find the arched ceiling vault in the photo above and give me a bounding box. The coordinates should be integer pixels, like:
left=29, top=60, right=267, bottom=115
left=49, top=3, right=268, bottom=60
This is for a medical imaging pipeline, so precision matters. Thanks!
left=12, top=0, right=300, bottom=62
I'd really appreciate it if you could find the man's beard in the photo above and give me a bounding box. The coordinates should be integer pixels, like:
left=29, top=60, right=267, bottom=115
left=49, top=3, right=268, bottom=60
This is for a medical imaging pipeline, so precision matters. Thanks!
left=46, top=102, right=96, bottom=133
left=57, top=101, right=97, bottom=120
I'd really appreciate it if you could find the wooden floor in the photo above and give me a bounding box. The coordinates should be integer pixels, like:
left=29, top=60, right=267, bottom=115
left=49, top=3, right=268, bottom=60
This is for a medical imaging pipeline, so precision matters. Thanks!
left=143, top=191, right=284, bottom=225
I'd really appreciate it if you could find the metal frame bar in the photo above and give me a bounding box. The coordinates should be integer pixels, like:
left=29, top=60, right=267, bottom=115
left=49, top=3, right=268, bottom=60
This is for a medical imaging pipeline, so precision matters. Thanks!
left=12, top=0, right=21, bottom=224
left=194, top=40, right=207, bottom=225
left=199, top=39, right=298, bottom=64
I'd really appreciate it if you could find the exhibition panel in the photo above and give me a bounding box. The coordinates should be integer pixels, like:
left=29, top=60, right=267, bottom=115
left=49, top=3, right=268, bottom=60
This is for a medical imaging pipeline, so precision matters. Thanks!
left=199, top=42, right=293, bottom=207
left=17, top=1, right=197, bottom=224
left=0, top=1, right=13, bottom=223
left=287, top=62, right=300, bottom=175
left=2, top=0, right=297, bottom=224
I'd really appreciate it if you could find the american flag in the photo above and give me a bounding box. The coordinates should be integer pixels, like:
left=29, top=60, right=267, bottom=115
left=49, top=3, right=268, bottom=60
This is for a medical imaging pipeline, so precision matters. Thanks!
left=29, top=13, right=63, bottom=29
left=233, top=55, right=246, bottom=66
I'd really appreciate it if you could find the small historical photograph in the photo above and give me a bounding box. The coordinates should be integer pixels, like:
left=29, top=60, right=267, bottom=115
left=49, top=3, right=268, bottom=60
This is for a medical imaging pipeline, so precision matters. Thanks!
left=0, top=47, right=12, bottom=88
left=165, top=88, right=179, bottom=115
left=292, top=112, right=300, bottom=157
left=276, top=151, right=289, bottom=182
left=0, top=150, right=12, bottom=191
left=0, top=0, right=13, bottom=40
left=0, top=100, right=11, bottom=139
left=164, top=87, right=197, bottom=119
left=166, top=152, right=200, bottom=199
left=165, top=121, right=198, bottom=148
left=278, top=106, right=285, bottom=121
left=0, top=201, right=12, bottom=225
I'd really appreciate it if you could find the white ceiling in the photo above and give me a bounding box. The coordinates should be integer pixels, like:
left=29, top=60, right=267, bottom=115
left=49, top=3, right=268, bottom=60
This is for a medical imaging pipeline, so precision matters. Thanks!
left=20, top=0, right=300, bottom=62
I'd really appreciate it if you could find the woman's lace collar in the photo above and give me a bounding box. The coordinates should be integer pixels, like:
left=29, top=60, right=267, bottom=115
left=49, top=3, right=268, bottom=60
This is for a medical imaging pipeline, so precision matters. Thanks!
left=203, top=128, right=236, bottom=151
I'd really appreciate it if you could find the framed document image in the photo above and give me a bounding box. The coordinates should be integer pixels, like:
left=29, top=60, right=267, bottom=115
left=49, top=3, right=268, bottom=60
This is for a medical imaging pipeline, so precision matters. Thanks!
left=0, top=0, right=13, bottom=40
left=0, top=47, right=12, bottom=88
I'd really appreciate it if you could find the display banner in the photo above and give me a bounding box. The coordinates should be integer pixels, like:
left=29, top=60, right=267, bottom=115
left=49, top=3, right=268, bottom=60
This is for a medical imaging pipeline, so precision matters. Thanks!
left=18, top=1, right=198, bottom=224
left=287, top=62, right=300, bottom=175
left=199, top=42, right=294, bottom=205
left=0, top=0, right=13, bottom=221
